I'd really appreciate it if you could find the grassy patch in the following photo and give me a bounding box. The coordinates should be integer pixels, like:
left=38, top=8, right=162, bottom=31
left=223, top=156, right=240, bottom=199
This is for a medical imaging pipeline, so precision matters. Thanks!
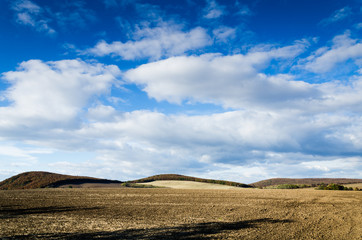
left=315, top=183, right=357, bottom=191
left=121, top=183, right=162, bottom=188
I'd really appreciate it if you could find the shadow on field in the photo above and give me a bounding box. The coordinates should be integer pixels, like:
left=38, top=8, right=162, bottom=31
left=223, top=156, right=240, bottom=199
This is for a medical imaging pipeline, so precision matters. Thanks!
left=4, top=218, right=293, bottom=239
left=0, top=206, right=102, bottom=219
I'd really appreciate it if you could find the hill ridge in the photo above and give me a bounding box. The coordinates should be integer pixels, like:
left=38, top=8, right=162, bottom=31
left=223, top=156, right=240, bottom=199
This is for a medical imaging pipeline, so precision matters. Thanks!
left=129, top=174, right=252, bottom=188
left=0, top=171, right=122, bottom=190
left=1, top=172, right=361, bottom=190
left=251, top=177, right=362, bottom=188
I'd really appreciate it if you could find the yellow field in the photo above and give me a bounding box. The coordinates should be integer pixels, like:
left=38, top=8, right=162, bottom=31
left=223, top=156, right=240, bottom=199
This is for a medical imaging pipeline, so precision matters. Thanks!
left=141, top=180, right=240, bottom=189
left=0, top=188, right=361, bottom=239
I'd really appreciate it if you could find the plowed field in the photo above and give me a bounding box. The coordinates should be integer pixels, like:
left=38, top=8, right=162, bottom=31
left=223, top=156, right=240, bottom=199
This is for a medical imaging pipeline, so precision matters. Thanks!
left=0, top=188, right=361, bottom=239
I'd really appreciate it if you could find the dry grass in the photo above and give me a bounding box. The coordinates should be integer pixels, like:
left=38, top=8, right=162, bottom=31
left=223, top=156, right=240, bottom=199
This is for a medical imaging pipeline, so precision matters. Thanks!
left=141, top=180, right=241, bottom=189
left=0, top=188, right=361, bottom=239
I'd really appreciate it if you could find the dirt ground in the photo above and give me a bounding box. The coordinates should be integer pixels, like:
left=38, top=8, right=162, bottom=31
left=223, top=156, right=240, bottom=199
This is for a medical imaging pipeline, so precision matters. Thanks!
left=0, top=188, right=361, bottom=239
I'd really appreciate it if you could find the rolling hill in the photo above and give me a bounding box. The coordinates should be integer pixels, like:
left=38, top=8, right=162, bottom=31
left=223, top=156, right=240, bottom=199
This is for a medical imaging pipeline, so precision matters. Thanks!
left=0, top=171, right=123, bottom=190
left=251, top=178, right=362, bottom=188
left=1, top=172, right=361, bottom=190
left=128, top=174, right=252, bottom=188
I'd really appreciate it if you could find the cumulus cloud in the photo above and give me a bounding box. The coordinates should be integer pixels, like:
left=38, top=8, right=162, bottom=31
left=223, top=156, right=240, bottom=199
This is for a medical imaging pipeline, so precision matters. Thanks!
left=0, top=59, right=120, bottom=130
left=26, top=107, right=359, bottom=182
left=304, top=32, right=362, bottom=73
left=1, top=97, right=362, bottom=182
left=87, top=23, right=211, bottom=60
left=124, top=42, right=318, bottom=109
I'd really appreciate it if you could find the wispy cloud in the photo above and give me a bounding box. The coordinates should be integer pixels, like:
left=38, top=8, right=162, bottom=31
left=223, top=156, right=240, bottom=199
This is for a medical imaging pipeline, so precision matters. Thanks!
left=203, top=0, right=225, bottom=19
left=86, top=22, right=211, bottom=60
left=213, top=26, right=236, bottom=43
left=303, top=31, right=362, bottom=73
left=10, top=0, right=96, bottom=35
left=54, top=1, right=97, bottom=30
left=11, top=0, right=55, bottom=35
left=319, top=6, right=352, bottom=26
left=235, top=1, right=252, bottom=16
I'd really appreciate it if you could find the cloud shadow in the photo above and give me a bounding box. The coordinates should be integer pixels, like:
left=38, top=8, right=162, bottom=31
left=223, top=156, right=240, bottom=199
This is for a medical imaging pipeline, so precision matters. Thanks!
left=4, top=218, right=293, bottom=239
left=0, top=206, right=102, bottom=219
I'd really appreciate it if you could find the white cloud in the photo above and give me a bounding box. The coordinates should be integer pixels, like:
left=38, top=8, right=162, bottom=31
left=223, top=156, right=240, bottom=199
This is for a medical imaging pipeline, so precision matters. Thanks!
left=0, top=59, right=120, bottom=129
left=12, top=0, right=41, bottom=13
left=319, top=6, right=352, bottom=26
left=32, top=108, right=360, bottom=182
left=124, top=42, right=317, bottom=109
left=124, top=39, right=362, bottom=114
left=64, top=107, right=362, bottom=165
left=87, top=105, right=117, bottom=122
left=87, top=23, right=211, bottom=60
left=301, top=158, right=362, bottom=174
left=203, top=0, right=225, bottom=19
left=0, top=144, right=36, bottom=160
left=1, top=95, right=362, bottom=182
left=304, top=32, right=362, bottom=73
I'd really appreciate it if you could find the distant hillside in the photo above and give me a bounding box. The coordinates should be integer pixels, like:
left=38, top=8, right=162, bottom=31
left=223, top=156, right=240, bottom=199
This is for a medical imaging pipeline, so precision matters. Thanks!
left=129, top=174, right=252, bottom=188
left=251, top=178, right=362, bottom=188
left=0, top=171, right=122, bottom=190
left=4, top=172, right=359, bottom=190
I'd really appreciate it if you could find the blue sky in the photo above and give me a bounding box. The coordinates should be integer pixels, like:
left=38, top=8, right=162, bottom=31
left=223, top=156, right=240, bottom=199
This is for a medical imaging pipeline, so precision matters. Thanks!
left=0, top=0, right=361, bottom=183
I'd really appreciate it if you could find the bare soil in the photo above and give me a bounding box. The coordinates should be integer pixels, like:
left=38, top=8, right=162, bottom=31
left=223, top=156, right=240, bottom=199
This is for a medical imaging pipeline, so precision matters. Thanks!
left=0, top=188, right=361, bottom=239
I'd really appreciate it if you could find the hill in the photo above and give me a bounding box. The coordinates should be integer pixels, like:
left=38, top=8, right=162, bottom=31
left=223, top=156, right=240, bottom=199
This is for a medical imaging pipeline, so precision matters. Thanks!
left=3, top=172, right=360, bottom=190
left=251, top=178, right=362, bottom=188
left=140, top=180, right=242, bottom=189
left=129, top=174, right=252, bottom=188
left=0, top=171, right=123, bottom=190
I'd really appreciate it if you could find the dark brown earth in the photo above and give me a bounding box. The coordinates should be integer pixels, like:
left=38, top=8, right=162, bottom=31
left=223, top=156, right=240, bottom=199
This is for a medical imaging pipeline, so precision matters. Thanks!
left=0, top=188, right=361, bottom=239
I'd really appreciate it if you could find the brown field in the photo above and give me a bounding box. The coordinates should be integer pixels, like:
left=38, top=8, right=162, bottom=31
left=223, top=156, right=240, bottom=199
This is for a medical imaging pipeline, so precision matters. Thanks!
left=0, top=188, right=361, bottom=240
